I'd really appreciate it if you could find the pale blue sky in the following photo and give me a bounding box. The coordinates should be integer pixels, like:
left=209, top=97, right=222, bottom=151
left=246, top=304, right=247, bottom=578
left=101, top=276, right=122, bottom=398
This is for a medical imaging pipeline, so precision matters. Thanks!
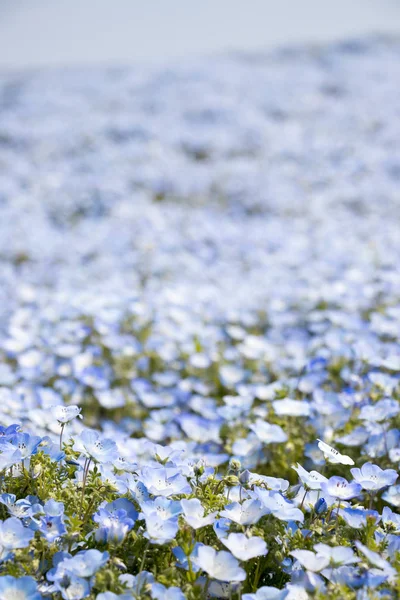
left=1, top=0, right=400, bottom=69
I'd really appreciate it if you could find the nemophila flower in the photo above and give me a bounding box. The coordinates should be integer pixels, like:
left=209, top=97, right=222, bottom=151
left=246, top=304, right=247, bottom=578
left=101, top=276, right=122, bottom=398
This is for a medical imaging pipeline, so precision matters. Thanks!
left=355, top=541, right=397, bottom=584
left=317, top=439, right=354, bottom=465
left=250, top=420, right=287, bottom=444
left=389, top=447, right=400, bottom=463
left=126, top=478, right=149, bottom=504
left=0, top=517, right=34, bottom=558
left=382, top=506, right=400, bottom=531
left=113, top=456, right=137, bottom=473
left=193, top=545, right=246, bottom=582
left=180, top=498, right=217, bottom=529
left=48, top=550, right=109, bottom=587
left=119, top=571, right=154, bottom=593
left=321, top=476, right=361, bottom=500
left=255, top=489, right=304, bottom=522
left=336, top=426, right=369, bottom=447
left=96, top=593, right=133, bottom=600
left=0, top=576, right=42, bottom=600
left=292, top=463, right=327, bottom=490
left=8, top=432, right=42, bottom=461
left=93, top=501, right=136, bottom=545
left=0, top=424, right=20, bottom=438
left=313, top=543, right=359, bottom=567
left=365, top=429, right=400, bottom=461
left=151, top=583, right=186, bottom=600
left=40, top=437, right=65, bottom=462
left=359, top=398, right=399, bottom=422
left=38, top=515, right=67, bottom=543
left=139, top=466, right=191, bottom=497
left=51, top=405, right=82, bottom=424
left=272, top=398, right=311, bottom=417
left=54, top=575, right=89, bottom=600
left=251, top=474, right=289, bottom=492
left=220, top=499, right=268, bottom=525
left=290, top=549, right=330, bottom=572
left=103, top=498, right=138, bottom=521
left=242, top=586, right=288, bottom=600
left=382, top=484, right=400, bottom=507
left=144, top=514, right=179, bottom=545
left=350, top=462, right=398, bottom=491
left=338, top=507, right=380, bottom=529
left=140, top=497, right=182, bottom=521
left=221, top=532, right=268, bottom=561
left=97, top=465, right=128, bottom=495
left=73, top=429, right=118, bottom=463
left=173, top=542, right=204, bottom=572
left=178, top=414, right=222, bottom=444
left=0, top=494, right=32, bottom=519
left=327, top=565, right=367, bottom=589
left=0, top=441, right=22, bottom=470
left=213, top=517, right=231, bottom=539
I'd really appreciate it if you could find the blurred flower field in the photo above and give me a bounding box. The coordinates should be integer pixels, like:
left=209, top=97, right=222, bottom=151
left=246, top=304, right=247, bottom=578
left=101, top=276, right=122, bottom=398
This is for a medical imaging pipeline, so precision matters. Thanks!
left=1, top=37, right=400, bottom=599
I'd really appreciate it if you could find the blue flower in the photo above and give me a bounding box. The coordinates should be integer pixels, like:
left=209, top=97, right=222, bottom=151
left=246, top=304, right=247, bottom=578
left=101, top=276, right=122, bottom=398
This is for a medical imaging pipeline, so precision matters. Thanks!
left=0, top=424, right=20, bottom=438
left=9, top=433, right=42, bottom=460
left=180, top=498, right=217, bottom=529
left=38, top=515, right=67, bottom=543
left=255, top=489, right=305, bottom=522
left=139, top=466, right=191, bottom=497
left=292, top=463, right=328, bottom=490
left=0, top=576, right=42, bottom=600
left=221, top=532, right=268, bottom=561
left=359, top=399, right=399, bottom=422
left=193, top=545, right=246, bottom=582
left=140, top=497, right=182, bottom=521
left=338, top=507, right=380, bottom=529
left=0, top=441, right=22, bottom=470
left=144, top=514, right=179, bottom=545
left=93, top=505, right=135, bottom=545
left=96, top=593, right=132, bottom=600
left=0, top=517, right=34, bottom=560
left=316, top=439, right=354, bottom=466
left=242, top=586, right=288, bottom=600
left=382, top=506, right=400, bottom=532
left=48, top=549, right=109, bottom=583
left=350, top=462, right=398, bottom=491
left=290, top=549, right=330, bottom=572
left=73, top=430, right=118, bottom=464
left=321, top=476, right=362, bottom=501
left=220, top=499, right=268, bottom=525
left=0, top=494, right=32, bottom=519
left=40, top=437, right=65, bottom=462
left=172, top=542, right=204, bottom=572
left=151, top=583, right=186, bottom=600
left=55, top=575, right=89, bottom=600
left=250, top=420, right=288, bottom=444
left=313, top=543, right=359, bottom=567
left=51, top=405, right=82, bottom=424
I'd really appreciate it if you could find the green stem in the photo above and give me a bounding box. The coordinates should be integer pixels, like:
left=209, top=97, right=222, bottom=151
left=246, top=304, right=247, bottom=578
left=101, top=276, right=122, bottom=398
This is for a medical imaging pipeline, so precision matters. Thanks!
left=252, top=558, right=262, bottom=592
left=79, top=457, right=91, bottom=518
left=299, top=488, right=308, bottom=510
left=136, top=541, right=150, bottom=596
left=59, top=423, right=65, bottom=450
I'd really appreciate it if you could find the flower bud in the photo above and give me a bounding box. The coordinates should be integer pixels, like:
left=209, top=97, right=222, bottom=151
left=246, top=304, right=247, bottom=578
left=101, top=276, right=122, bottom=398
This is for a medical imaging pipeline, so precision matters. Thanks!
left=228, top=458, right=241, bottom=474
left=224, top=475, right=240, bottom=487
left=194, top=461, right=205, bottom=477
left=314, top=497, right=327, bottom=514
left=239, top=469, right=251, bottom=485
